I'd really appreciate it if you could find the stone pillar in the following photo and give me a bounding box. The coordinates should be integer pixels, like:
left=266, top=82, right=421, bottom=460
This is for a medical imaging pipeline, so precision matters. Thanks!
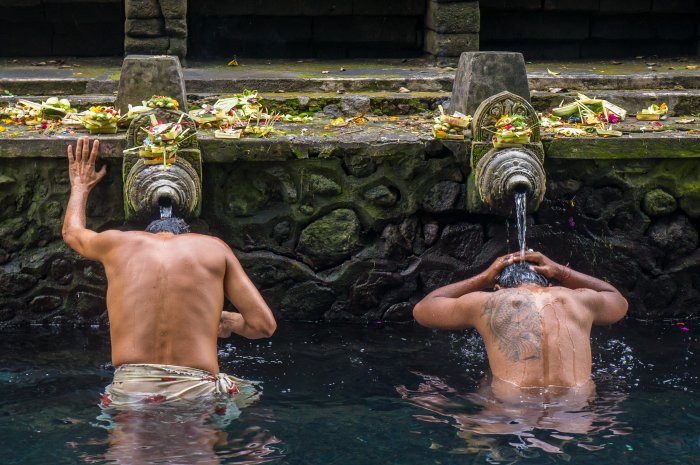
left=115, top=55, right=188, bottom=114
left=449, top=51, right=530, bottom=116
left=424, top=0, right=480, bottom=67
left=124, top=0, right=187, bottom=58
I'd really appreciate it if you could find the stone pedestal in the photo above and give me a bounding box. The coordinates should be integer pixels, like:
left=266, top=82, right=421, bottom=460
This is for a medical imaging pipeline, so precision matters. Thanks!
left=449, top=51, right=530, bottom=116
left=115, top=55, right=188, bottom=114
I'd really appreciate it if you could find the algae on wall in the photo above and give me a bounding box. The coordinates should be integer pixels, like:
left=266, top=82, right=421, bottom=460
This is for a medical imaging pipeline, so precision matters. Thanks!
left=1, top=146, right=699, bottom=326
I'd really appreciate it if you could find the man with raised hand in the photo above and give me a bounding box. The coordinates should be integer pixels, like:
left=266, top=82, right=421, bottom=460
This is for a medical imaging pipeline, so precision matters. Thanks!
left=63, top=136, right=276, bottom=408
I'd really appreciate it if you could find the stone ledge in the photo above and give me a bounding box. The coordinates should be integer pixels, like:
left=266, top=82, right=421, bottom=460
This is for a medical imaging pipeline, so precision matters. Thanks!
left=2, top=129, right=700, bottom=161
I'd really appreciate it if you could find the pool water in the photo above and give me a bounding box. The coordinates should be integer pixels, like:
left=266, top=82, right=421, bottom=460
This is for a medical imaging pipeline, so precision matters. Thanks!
left=0, top=320, right=697, bottom=464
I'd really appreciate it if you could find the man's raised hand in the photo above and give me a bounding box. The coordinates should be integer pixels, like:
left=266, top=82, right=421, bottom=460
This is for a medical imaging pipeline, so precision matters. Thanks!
left=67, top=136, right=106, bottom=192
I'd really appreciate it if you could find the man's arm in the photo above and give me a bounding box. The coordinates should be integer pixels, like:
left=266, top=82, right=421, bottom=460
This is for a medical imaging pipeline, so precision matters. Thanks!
left=62, top=137, right=122, bottom=261
left=413, top=254, right=518, bottom=330
left=219, top=244, right=277, bottom=339
left=523, top=251, right=628, bottom=325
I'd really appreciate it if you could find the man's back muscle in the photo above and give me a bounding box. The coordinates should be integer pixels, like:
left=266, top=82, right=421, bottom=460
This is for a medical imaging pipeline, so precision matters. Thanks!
left=474, top=287, right=594, bottom=388
left=100, top=232, right=228, bottom=373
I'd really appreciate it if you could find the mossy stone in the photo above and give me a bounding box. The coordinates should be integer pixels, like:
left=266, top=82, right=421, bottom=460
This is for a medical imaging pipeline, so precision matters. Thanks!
left=297, top=209, right=360, bottom=269
left=642, top=189, right=677, bottom=216
left=364, top=185, right=398, bottom=207
left=307, top=174, right=341, bottom=196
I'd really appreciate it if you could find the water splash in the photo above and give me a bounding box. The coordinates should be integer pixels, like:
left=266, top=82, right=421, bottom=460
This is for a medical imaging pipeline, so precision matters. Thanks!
left=515, top=191, right=527, bottom=258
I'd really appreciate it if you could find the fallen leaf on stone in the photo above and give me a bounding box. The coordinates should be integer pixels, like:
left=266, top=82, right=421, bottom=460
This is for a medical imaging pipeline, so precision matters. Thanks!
left=321, top=70, right=330, bottom=74
left=336, top=89, right=346, bottom=94
left=611, top=61, right=622, bottom=65
left=398, top=87, right=411, bottom=93
left=646, top=62, right=657, bottom=67
left=548, top=87, right=564, bottom=93
left=227, top=58, right=239, bottom=67
left=687, top=65, right=698, bottom=70
left=678, top=118, right=695, bottom=123
left=547, top=68, right=560, bottom=75
left=276, top=89, right=285, bottom=93
left=31, top=62, right=47, bottom=66
left=339, top=67, right=346, bottom=72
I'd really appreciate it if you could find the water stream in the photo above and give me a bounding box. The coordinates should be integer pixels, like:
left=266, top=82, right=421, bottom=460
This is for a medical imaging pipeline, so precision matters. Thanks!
left=159, top=202, right=172, bottom=219
left=514, top=191, right=527, bottom=258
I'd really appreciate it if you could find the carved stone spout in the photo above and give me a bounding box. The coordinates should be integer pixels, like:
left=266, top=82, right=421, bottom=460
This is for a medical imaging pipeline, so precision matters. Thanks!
left=122, top=109, right=202, bottom=221
left=475, top=147, right=545, bottom=214
left=469, top=91, right=547, bottom=216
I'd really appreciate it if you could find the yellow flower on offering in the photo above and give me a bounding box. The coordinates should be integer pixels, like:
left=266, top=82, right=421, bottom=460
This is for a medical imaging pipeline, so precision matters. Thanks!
left=146, top=96, right=180, bottom=110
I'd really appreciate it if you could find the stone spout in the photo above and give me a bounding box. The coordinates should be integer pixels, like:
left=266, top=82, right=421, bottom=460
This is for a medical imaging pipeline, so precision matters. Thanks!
left=125, top=159, right=201, bottom=220
left=475, top=147, right=546, bottom=215
left=122, top=108, right=203, bottom=222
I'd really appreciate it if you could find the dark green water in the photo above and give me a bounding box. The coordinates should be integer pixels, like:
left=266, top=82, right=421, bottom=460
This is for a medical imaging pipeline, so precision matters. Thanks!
left=0, top=320, right=697, bottom=464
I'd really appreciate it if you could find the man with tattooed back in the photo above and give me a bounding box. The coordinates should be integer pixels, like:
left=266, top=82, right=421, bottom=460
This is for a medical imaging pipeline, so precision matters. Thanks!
left=413, top=251, right=628, bottom=396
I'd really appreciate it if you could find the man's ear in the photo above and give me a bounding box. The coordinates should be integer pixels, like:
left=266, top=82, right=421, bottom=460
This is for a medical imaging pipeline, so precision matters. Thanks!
left=494, top=284, right=502, bottom=290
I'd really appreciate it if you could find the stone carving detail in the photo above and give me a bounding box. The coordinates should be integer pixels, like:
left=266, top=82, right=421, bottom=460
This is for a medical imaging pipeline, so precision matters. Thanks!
left=123, top=108, right=202, bottom=221
left=470, top=91, right=546, bottom=215
left=472, top=91, right=541, bottom=144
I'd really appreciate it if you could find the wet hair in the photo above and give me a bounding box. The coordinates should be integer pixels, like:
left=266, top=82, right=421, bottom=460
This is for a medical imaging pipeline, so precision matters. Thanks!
left=145, top=217, right=190, bottom=235
left=496, top=262, right=549, bottom=288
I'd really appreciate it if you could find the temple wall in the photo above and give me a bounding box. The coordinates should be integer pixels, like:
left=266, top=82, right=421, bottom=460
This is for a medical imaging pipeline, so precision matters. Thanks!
left=1, top=142, right=698, bottom=326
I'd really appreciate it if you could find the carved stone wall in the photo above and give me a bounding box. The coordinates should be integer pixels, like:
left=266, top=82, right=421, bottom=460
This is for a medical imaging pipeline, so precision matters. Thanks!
left=0, top=148, right=698, bottom=327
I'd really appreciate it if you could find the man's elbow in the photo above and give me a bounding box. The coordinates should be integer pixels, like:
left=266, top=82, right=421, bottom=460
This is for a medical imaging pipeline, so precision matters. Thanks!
left=412, top=301, right=429, bottom=326
left=62, top=229, right=80, bottom=252
left=251, top=319, right=276, bottom=339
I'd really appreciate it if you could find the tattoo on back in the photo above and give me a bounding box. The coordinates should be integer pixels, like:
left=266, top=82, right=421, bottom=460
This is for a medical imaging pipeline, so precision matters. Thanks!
left=482, top=289, right=542, bottom=362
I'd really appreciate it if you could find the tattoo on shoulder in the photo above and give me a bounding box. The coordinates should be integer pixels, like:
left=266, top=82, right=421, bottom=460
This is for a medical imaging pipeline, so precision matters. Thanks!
left=482, top=289, right=542, bottom=362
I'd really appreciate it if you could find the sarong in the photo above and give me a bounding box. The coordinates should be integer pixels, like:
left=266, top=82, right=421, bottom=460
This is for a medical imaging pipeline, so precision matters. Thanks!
left=98, top=364, right=260, bottom=430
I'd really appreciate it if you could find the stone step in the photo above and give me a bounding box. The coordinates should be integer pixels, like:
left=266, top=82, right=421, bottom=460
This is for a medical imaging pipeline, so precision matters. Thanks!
left=2, top=58, right=699, bottom=96
left=4, top=88, right=700, bottom=118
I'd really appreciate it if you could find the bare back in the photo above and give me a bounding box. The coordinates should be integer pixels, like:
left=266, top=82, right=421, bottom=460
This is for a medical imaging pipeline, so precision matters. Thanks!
left=99, top=232, right=229, bottom=374
left=471, top=286, right=595, bottom=388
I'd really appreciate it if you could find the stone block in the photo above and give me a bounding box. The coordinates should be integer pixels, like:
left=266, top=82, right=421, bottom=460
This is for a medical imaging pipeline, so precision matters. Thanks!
left=599, top=0, right=652, bottom=12
left=125, top=18, right=166, bottom=37
left=125, top=0, right=161, bottom=19
left=425, top=0, right=480, bottom=34
left=164, top=17, right=187, bottom=38
left=481, top=12, right=589, bottom=40
left=124, top=36, right=170, bottom=54
left=167, top=37, right=187, bottom=57
left=425, top=30, right=478, bottom=56
left=543, top=0, right=598, bottom=10
left=653, top=0, right=700, bottom=12
left=115, top=55, right=188, bottom=114
left=449, top=51, right=530, bottom=115
left=352, top=0, right=425, bottom=15
left=479, top=0, right=542, bottom=9
left=157, top=0, right=186, bottom=18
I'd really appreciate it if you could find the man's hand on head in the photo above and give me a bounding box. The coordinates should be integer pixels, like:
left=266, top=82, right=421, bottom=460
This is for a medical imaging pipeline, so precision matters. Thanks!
left=484, top=253, right=525, bottom=287
left=521, top=251, right=566, bottom=281
left=68, top=136, right=107, bottom=192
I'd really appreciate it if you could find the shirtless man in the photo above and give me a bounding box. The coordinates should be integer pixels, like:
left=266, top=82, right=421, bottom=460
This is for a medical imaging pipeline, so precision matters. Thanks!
left=63, top=137, right=277, bottom=406
left=413, top=252, right=628, bottom=394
